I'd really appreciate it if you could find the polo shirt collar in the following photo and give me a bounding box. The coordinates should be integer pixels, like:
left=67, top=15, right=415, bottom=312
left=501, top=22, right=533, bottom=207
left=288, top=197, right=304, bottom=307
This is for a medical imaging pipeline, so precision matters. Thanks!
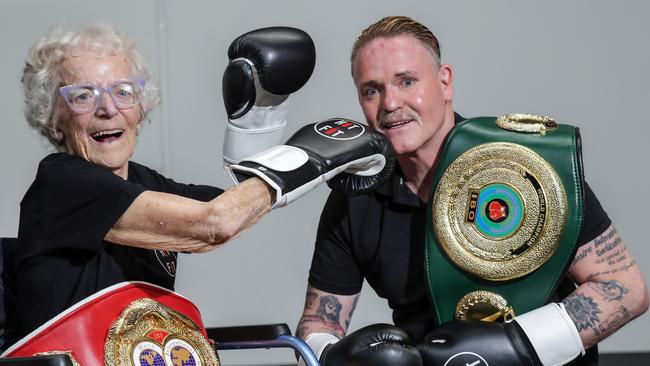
left=375, top=112, right=466, bottom=207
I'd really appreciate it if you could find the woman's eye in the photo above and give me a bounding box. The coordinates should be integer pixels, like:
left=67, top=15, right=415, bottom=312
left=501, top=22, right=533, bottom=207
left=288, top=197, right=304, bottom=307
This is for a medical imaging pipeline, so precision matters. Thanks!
left=72, top=91, right=93, bottom=103
left=115, top=85, right=134, bottom=97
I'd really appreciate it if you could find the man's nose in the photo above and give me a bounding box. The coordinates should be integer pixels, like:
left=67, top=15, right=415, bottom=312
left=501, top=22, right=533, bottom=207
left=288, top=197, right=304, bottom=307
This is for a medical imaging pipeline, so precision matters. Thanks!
left=381, top=86, right=403, bottom=112
left=96, top=92, right=118, bottom=117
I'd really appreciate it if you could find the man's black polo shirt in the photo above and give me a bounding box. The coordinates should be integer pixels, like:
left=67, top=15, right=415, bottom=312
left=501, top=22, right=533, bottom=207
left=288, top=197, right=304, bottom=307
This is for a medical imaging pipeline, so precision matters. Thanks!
left=307, top=116, right=611, bottom=342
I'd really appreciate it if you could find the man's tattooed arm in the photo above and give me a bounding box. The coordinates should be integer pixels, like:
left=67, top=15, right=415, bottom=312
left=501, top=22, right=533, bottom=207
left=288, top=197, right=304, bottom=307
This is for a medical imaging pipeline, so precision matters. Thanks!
left=564, top=225, right=649, bottom=348
left=296, top=285, right=361, bottom=340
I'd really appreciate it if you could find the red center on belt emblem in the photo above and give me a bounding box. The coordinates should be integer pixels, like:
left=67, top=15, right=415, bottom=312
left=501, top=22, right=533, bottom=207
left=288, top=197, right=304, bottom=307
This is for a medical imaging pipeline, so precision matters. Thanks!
left=488, top=200, right=507, bottom=221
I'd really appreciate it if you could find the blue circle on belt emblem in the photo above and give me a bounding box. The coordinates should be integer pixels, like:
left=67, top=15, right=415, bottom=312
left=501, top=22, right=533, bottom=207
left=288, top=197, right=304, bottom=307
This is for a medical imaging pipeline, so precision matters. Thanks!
left=169, top=345, right=197, bottom=365
left=474, top=184, right=523, bottom=239
left=138, top=349, right=165, bottom=366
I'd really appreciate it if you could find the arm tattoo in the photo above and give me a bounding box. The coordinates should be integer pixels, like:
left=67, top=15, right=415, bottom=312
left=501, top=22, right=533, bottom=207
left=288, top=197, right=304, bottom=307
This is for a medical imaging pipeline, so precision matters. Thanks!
left=304, top=290, right=318, bottom=310
left=586, top=260, right=636, bottom=281
left=351, top=293, right=360, bottom=312
left=588, top=280, right=629, bottom=302
left=298, top=295, right=346, bottom=337
left=572, top=246, right=592, bottom=265
left=344, top=294, right=360, bottom=329
left=593, top=226, right=618, bottom=247
left=316, top=295, right=343, bottom=323
left=594, top=238, right=625, bottom=265
left=296, top=323, right=309, bottom=339
left=593, top=306, right=631, bottom=337
left=593, top=227, right=625, bottom=265
left=562, top=293, right=602, bottom=332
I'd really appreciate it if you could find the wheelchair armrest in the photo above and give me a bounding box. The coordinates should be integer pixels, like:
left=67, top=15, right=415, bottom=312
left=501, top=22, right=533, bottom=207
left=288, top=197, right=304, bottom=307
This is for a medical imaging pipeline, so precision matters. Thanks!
left=206, top=323, right=291, bottom=342
left=0, top=354, right=73, bottom=366
left=207, top=323, right=320, bottom=366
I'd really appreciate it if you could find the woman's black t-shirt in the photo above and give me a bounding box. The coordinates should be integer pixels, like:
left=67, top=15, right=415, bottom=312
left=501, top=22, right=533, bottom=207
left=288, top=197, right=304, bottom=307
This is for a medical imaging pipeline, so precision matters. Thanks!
left=6, top=153, right=223, bottom=341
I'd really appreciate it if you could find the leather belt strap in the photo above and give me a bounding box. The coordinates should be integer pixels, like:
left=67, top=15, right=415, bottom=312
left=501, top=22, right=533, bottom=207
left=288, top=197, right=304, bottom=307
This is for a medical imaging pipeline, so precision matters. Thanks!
left=425, top=115, right=584, bottom=324
left=2, top=281, right=219, bottom=365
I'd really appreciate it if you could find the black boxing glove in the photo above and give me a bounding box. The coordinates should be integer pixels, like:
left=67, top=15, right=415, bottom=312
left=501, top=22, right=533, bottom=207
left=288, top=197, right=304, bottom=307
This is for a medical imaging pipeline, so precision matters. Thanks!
left=222, top=26, right=316, bottom=175
left=302, top=324, right=422, bottom=366
left=417, top=304, right=585, bottom=366
left=230, top=118, right=395, bottom=207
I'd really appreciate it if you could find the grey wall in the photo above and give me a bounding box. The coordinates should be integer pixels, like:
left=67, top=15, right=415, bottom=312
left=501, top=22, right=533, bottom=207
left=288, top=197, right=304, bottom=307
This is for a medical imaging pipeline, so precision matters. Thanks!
left=1, top=0, right=649, bottom=364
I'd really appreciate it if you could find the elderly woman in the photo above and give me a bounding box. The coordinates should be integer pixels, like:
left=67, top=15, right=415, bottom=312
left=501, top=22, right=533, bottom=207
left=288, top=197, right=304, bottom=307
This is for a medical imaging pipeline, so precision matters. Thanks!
left=3, top=22, right=279, bottom=344
left=5, top=22, right=392, bottom=349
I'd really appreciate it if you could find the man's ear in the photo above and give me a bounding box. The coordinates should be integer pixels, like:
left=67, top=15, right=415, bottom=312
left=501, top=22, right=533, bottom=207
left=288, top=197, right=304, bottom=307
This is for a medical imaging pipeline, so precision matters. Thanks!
left=438, top=63, right=454, bottom=103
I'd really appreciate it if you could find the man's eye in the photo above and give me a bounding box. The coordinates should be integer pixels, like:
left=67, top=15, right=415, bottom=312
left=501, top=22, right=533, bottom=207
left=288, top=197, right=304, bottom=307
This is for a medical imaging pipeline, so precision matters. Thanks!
left=365, top=87, right=379, bottom=97
left=402, top=78, right=415, bottom=87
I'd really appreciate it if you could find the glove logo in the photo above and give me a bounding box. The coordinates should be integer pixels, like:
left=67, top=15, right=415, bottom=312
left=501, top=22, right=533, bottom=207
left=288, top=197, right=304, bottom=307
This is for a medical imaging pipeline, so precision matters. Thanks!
left=314, top=119, right=365, bottom=140
left=443, top=352, right=489, bottom=366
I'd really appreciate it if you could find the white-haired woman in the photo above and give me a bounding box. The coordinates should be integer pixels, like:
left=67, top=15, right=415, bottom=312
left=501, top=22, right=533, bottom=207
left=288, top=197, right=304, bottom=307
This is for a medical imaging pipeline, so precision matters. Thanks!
left=5, top=22, right=276, bottom=345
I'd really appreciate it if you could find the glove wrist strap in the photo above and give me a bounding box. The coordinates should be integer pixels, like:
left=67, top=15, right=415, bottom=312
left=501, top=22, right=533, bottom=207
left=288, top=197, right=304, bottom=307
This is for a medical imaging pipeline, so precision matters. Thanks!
left=515, top=303, right=585, bottom=366
left=223, top=118, right=287, bottom=168
left=297, top=333, right=338, bottom=366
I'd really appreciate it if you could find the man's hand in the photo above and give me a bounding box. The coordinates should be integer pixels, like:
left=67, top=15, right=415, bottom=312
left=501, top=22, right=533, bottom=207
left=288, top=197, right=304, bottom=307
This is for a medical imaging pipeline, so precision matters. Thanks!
left=417, top=303, right=584, bottom=366
left=318, top=324, right=422, bottom=366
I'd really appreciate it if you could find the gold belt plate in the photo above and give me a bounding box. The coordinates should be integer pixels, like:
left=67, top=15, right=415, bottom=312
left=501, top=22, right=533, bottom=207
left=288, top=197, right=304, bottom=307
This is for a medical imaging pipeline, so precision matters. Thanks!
left=104, top=298, right=220, bottom=366
left=432, top=142, right=567, bottom=281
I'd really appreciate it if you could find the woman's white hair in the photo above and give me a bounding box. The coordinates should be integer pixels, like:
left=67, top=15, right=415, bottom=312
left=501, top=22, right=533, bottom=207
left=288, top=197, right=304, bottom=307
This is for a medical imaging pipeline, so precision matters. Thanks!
left=22, top=22, right=161, bottom=150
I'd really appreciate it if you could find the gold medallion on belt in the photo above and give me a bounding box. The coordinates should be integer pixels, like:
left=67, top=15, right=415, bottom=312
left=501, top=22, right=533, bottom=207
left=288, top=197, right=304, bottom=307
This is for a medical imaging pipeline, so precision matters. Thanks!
left=432, top=140, right=567, bottom=282
left=104, top=298, right=220, bottom=366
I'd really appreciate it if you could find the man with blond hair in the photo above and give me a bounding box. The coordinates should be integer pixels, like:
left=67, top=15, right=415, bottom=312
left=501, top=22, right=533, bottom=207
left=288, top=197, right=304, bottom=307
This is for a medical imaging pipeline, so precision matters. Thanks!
left=295, top=16, right=648, bottom=366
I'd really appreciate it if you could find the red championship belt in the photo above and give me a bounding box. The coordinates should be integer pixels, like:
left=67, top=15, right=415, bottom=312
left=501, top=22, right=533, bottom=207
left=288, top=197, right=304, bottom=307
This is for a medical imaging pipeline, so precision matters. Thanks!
left=1, top=281, right=220, bottom=365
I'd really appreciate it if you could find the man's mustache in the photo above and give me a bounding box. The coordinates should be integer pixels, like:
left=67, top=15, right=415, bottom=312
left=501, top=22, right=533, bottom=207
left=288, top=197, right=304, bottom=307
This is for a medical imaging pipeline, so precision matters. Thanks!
left=378, top=108, right=419, bottom=126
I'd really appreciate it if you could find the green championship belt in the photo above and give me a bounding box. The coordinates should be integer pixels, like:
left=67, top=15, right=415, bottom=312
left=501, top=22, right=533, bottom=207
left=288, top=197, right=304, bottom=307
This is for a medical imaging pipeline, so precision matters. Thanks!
left=425, top=114, right=584, bottom=324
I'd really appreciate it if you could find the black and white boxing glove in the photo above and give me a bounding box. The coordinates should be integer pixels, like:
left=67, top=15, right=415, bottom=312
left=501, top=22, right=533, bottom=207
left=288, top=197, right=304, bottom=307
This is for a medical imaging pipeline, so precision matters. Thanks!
left=301, top=324, right=422, bottom=366
left=417, top=303, right=585, bottom=366
left=230, top=118, right=395, bottom=207
left=222, top=26, right=316, bottom=177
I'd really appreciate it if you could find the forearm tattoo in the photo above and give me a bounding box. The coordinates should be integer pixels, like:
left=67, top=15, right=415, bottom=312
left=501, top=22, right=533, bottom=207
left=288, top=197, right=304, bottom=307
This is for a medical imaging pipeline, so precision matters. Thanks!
left=564, top=226, right=640, bottom=341
left=593, top=226, right=625, bottom=266
left=588, top=280, right=629, bottom=302
left=345, top=294, right=360, bottom=329
left=586, top=260, right=636, bottom=281
left=296, top=322, right=310, bottom=339
left=305, top=291, right=318, bottom=310
left=583, top=227, right=636, bottom=281
left=593, top=306, right=631, bottom=337
left=562, top=293, right=602, bottom=332
left=572, top=246, right=592, bottom=266
left=297, top=291, right=347, bottom=338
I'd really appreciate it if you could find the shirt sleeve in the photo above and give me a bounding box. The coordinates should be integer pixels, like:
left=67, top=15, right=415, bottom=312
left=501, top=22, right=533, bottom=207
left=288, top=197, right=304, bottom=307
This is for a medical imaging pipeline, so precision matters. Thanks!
left=577, top=181, right=612, bottom=245
left=126, top=161, right=224, bottom=202
left=27, top=154, right=145, bottom=253
left=308, top=191, right=364, bottom=295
